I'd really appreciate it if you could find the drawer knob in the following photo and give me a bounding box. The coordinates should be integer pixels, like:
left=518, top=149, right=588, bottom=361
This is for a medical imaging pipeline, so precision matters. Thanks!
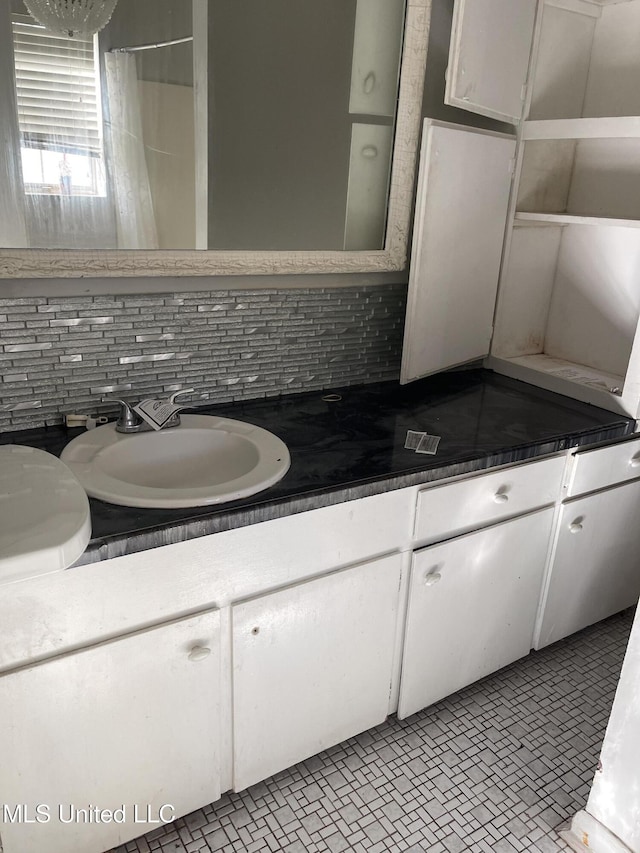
left=493, top=492, right=509, bottom=504
left=630, top=454, right=640, bottom=468
left=424, top=572, right=442, bottom=586
left=188, top=645, right=211, bottom=662
left=569, top=522, right=583, bottom=534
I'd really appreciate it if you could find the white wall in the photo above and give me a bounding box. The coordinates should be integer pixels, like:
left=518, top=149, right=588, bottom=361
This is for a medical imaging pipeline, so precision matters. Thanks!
left=581, top=605, right=640, bottom=851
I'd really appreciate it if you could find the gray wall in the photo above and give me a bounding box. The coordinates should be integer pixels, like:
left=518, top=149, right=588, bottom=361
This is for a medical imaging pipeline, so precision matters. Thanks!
left=208, top=0, right=357, bottom=251
left=101, top=0, right=193, bottom=86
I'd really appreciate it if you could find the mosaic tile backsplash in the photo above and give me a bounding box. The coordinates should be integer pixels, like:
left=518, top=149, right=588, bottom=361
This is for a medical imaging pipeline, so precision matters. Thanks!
left=0, top=284, right=406, bottom=432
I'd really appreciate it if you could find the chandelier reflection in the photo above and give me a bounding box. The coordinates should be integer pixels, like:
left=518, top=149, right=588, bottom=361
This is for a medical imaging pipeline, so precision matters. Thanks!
left=22, top=0, right=119, bottom=38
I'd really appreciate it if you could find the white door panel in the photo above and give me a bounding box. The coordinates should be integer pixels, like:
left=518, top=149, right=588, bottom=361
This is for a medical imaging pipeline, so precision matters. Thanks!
left=0, top=610, right=221, bottom=853
left=232, top=554, right=401, bottom=791
left=401, top=120, right=516, bottom=384
left=535, top=481, right=640, bottom=648
left=399, top=509, right=553, bottom=719
left=446, top=0, right=538, bottom=124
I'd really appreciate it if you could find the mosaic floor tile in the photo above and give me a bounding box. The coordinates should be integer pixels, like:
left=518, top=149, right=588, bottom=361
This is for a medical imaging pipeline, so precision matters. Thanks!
left=110, top=610, right=633, bottom=853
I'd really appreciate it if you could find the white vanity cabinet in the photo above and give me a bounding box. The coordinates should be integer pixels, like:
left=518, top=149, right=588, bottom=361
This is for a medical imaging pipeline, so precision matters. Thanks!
left=535, top=437, right=640, bottom=648
left=231, top=553, right=402, bottom=791
left=403, top=0, right=640, bottom=420
left=0, top=609, right=222, bottom=853
left=398, top=507, right=555, bottom=719
left=397, top=456, right=565, bottom=720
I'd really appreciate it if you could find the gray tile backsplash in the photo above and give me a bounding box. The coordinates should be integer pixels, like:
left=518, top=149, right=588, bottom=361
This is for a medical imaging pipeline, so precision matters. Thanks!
left=0, top=284, right=406, bottom=432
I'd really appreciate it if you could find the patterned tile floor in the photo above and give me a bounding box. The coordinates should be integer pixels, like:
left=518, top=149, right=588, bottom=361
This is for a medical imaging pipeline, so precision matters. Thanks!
left=111, top=610, right=633, bottom=853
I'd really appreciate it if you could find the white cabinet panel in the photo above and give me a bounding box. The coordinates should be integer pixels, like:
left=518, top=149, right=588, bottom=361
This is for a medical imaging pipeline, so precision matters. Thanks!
left=401, top=120, right=516, bottom=384
left=0, top=610, right=221, bottom=853
left=535, top=481, right=640, bottom=648
left=446, top=0, right=537, bottom=124
left=232, top=554, right=401, bottom=791
left=414, top=455, right=565, bottom=544
left=398, top=509, right=554, bottom=719
left=0, top=489, right=413, bottom=674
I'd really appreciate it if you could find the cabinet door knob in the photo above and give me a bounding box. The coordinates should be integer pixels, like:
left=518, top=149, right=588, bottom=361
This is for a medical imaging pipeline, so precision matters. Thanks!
left=569, top=522, right=583, bottom=534
left=188, top=645, right=211, bottom=662
left=493, top=492, right=509, bottom=504
left=424, top=572, right=442, bottom=586
left=363, top=71, right=376, bottom=94
left=630, top=454, right=640, bottom=468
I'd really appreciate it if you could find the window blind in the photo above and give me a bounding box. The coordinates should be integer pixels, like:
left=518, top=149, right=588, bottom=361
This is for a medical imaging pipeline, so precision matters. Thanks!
left=11, top=15, right=102, bottom=156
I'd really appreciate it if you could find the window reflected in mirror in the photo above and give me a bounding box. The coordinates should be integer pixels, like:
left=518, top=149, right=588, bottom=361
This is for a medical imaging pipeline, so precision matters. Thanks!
left=0, top=0, right=406, bottom=253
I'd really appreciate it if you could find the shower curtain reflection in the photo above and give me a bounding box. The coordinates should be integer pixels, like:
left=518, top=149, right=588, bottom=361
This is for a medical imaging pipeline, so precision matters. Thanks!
left=104, top=51, right=158, bottom=250
left=0, top=3, right=27, bottom=249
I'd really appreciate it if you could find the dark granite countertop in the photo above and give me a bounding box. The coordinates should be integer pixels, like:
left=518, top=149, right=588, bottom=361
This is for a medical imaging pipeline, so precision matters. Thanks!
left=1, top=369, right=634, bottom=565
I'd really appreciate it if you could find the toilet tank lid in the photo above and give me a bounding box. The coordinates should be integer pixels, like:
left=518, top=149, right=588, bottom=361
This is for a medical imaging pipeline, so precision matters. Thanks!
left=0, top=445, right=91, bottom=585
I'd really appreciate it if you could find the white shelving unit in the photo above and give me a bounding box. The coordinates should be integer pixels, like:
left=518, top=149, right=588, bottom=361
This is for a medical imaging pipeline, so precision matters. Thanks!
left=403, top=0, right=640, bottom=420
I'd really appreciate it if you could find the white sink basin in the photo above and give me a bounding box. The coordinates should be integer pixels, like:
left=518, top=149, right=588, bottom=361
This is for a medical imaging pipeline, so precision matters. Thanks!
left=60, top=415, right=291, bottom=509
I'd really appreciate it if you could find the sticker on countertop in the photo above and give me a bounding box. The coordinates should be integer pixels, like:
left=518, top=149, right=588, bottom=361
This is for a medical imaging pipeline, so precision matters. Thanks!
left=404, top=430, right=441, bottom=455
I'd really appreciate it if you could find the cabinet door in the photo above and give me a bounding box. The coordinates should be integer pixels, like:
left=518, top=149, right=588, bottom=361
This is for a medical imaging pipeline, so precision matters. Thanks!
left=400, top=120, right=516, bottom=384
left=445, top=0, right=538, bottom=124
left=232, top=554, right=401, bottom=791
left=535, top=480, right=640, bottom=649
left=0, top=610, right=221, bottom=853
left=398, top=508, right=554, bottom=719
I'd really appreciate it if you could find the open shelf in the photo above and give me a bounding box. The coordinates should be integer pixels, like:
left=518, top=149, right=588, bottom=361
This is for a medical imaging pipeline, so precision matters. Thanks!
left=490, top=354, right=623, bottom=395
left=491, top=223, right=640, bottom=415
left=523, top=117, right=640, bottom=140
left=528, top=0, right=640, bottom=122
left=514, top=212, right=640, bottom=229
left=486, top=353, right=630, bottom=414
left=516, top=136, right=640, bottom=220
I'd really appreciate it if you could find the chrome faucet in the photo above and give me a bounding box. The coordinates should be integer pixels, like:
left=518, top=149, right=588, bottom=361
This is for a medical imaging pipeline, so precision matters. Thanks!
left=104, top=389, right=195, bottom=434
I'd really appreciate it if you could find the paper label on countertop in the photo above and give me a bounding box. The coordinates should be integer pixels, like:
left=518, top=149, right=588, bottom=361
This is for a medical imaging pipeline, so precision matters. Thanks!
left=404, top=430, right=441, bottom=455
left=134, top=399, right=182, bottom=431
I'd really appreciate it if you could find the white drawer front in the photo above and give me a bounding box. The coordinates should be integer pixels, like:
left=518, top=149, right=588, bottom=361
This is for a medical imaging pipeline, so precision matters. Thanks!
left=566, top=437, right=640, bottom=498
left=414, top=455, right=565, bottom=544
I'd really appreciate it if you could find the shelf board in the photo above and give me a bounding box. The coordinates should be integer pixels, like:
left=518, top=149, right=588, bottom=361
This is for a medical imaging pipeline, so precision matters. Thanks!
left=491, top=353, right=624, bottom=394
left=523, top=116, right=640, bottom=140
left=514, top=212, right=640, bottom=229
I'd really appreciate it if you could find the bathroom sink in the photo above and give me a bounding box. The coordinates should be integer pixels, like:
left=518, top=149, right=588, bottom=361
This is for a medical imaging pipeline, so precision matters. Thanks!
left=60, top=415, right=291, bottom=509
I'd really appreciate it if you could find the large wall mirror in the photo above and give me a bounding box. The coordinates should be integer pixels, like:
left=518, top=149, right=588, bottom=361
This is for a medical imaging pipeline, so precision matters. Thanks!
left=0, top=0, right=430, bottom=278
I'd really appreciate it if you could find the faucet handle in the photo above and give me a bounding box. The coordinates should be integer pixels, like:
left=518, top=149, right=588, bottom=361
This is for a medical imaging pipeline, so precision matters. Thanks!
left=167, top=388, right=195, bottom=405
left=102, top=397, right=142, bottom=431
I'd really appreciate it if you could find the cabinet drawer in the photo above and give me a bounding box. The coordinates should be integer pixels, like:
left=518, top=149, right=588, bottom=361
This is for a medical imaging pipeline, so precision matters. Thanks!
left=566, top=437, right=640, bottom=498
left=414, top=455, right=565, bottom=543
